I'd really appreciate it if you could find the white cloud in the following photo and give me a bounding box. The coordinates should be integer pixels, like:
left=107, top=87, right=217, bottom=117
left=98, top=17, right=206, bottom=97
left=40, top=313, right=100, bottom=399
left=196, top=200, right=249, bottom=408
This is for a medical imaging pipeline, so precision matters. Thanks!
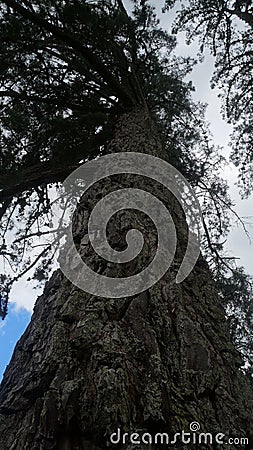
left=4, top=0, right=253, bottom=318
left=156, top=3, right=253, bottom=276
left=9, top=277, right=43, bottom=313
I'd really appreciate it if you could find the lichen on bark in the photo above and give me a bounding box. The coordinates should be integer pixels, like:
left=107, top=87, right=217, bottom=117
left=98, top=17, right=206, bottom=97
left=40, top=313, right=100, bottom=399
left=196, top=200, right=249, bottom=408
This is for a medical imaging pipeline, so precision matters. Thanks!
left=0, top=108, right=252, bottom=450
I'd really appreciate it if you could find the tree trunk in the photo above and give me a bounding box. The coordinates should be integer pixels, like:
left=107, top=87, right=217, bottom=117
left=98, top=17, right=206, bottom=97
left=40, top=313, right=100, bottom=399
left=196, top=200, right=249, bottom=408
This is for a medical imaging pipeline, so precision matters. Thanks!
left=0, top=108, right=252, bottom=450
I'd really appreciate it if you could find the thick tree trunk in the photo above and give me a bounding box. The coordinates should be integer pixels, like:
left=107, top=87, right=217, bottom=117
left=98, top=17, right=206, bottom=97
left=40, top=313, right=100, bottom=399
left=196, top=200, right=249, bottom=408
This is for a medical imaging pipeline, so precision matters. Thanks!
left=0, top=108, right=252, bottom=450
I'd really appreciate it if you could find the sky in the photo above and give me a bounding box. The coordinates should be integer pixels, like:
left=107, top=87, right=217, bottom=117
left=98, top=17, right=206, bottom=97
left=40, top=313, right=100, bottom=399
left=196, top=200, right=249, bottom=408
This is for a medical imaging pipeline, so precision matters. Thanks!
left=0, top=1, right=252, bottom=381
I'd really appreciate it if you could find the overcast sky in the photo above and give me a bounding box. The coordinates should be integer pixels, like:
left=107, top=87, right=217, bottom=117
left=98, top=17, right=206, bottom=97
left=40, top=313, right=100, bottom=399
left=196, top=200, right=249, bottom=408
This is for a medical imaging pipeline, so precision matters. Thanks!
left=0, top=0, right=252, bottom=380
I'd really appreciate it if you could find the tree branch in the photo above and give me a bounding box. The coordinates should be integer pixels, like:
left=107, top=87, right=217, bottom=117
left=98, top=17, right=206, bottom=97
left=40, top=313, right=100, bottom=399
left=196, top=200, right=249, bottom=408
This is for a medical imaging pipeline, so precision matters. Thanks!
left=2, top=0, right=135, bottom=106
left=0, top=199, right=12, bottom=222
left=225, top=7, right=253, bottom=28
left=0, top=163, right=79, bottom=203
left=12, top=243, right=53, bottom=282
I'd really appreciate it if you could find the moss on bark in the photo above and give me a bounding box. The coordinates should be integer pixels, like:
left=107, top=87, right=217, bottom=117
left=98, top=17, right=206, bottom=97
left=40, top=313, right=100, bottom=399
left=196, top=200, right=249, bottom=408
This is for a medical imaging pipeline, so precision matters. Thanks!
left=0, top=109, right=252, bottom=450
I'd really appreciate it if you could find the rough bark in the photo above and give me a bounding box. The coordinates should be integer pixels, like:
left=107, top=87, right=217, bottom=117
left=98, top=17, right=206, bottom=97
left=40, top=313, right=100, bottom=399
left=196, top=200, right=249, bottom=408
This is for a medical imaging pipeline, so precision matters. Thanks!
left=0, top=108, right=252, bottom=450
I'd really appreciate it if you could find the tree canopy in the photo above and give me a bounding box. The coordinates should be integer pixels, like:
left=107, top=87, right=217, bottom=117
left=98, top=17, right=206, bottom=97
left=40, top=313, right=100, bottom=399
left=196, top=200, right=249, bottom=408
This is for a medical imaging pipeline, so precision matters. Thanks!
left=164, top=0, right=253, bottom=195
left=0, top=0, right=252, bottom=379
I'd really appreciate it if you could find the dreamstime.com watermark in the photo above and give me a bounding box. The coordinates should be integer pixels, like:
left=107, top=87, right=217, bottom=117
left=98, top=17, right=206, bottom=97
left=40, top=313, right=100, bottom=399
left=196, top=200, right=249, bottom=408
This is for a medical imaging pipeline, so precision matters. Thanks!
left=109, top=422, right=249, bottom=447
left=57, top=152, right=202, bottom=297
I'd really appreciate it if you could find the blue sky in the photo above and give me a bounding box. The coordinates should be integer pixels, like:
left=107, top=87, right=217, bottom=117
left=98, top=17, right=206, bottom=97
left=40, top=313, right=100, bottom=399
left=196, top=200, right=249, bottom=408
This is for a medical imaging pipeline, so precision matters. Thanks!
left=0, top=306, right=31, bottom=381
left=0, top=0, right=252, bottom=381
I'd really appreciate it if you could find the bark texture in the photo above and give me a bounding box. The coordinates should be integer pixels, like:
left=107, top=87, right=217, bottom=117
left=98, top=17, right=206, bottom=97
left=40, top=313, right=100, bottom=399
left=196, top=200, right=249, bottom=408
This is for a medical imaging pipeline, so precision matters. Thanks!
left=0, top=108, right=252, bottom=450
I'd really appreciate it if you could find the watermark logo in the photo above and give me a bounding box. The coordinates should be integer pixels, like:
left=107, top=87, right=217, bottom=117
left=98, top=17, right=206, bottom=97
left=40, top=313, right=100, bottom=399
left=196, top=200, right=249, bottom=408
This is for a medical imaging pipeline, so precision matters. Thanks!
left=189, top=421, right=201, bottom=432
left=109, top=422, right=248, bottom=447
left=57, top=152, right=202, bottom=297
